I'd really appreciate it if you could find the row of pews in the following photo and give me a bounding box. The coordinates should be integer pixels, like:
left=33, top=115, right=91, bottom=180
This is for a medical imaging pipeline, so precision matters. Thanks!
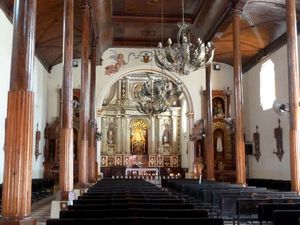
left=163, top=179, right=300, bottom=225
left=46, top=179, right=224, bottom=225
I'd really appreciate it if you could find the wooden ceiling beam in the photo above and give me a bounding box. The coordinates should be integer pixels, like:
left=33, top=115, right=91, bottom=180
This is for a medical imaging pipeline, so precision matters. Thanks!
left=0, top=0, right=13, bottom=21
left=204, top=1, right=233, bottom=42
left=111, top=15, right=189, bottom=24
left=35, top=48, right=52, bottom=73
left=242, top=20, right=300, bottom=73
left=191, top=0, right=232, bottom=42
left=90, top=0, right=112, bottom=59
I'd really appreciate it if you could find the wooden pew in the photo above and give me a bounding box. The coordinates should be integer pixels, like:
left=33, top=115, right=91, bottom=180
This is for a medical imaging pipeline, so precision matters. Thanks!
left=272, top=210, right=300, bottom=225
left=47, top=217, right=224, bottom=225
left=60, top=208, right=209, bottom=218
left=258, top=203, right=300, bottom=225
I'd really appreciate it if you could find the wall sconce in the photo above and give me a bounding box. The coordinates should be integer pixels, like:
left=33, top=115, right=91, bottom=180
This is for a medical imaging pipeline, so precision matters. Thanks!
left=273, top=119, right=284, bottom=161
left=35, top=123, right=41, bottom=161
left=253, top=125, right=261, bottom=162
left=213, top=63, right=221, bottom=71
left=72, top=60, right=79, bottom=67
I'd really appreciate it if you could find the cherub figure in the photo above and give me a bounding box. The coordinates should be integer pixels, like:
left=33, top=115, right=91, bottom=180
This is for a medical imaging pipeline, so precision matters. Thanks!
left=105, top=53, right=126, bottom=75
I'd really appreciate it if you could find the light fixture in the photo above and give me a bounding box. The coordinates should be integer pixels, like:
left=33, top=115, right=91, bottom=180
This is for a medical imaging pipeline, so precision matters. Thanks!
left=135, top=74, right=183, bottom=116
left=154, top=0, right=215, bottom=75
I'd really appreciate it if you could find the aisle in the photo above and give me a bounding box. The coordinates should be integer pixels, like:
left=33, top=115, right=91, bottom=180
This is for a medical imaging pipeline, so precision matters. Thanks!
left=32, top=194, right=55, bottom=225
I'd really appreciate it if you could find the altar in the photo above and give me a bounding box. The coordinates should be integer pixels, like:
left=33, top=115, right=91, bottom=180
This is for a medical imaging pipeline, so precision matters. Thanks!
left=125, top=168, right=159, bottom=176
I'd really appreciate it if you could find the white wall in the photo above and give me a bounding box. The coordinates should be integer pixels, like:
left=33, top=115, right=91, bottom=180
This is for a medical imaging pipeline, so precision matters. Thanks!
left=0, top=9, right=49, bottom=182
left=47, top=62, right=82, bottom=123
left=243, top=43, right=291, bottom=180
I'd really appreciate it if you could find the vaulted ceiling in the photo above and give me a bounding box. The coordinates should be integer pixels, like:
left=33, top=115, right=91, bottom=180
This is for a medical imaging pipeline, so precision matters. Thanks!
left=1, top=0, right=300, bottom=73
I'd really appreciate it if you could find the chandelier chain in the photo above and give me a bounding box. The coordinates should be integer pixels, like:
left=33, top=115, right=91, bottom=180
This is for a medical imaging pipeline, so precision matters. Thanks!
left=182, top=0, right=184, bottom=23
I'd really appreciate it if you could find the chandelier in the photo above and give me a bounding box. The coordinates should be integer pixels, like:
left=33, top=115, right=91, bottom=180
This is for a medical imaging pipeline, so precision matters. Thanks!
left=154, top=0, right=215, bottom=75
left=136, top=75, right=183, bottom=116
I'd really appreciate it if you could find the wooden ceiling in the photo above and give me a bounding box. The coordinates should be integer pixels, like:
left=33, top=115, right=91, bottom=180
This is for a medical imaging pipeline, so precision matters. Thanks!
left=1, top=0, right=300, bottom=73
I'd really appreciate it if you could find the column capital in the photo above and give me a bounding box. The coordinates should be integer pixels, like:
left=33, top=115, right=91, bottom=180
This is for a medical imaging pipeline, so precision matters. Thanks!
left=233, top=8, right=243, bottom=16
left=186, top=112, right=194, bottom=118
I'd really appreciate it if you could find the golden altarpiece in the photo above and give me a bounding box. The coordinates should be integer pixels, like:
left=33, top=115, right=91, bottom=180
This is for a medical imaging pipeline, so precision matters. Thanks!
left=99, top=74, right=182, bottom=177
left=192, top=88, right=235, bottom=182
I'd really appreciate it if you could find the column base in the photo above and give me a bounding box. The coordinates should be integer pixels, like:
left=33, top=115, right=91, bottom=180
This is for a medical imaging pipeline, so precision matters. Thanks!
left=0, top=218, right=36, bottom=225
left=59, top=190, right=76, bottom=201
left=75, top=183, right=90, bottom=189
left=206, top=177, right=216, bottom=181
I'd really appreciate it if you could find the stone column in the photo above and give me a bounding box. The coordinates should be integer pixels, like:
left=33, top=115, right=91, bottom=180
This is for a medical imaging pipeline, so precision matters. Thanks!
left=150, top=116, right=156, bottom=154
left=286, top=0, right=300, bottom=193
left=1, top=0, right=36, bottom=223
left=206, top=65, right=215, bottom=180
left=116, top=116, right=122, bottom=154
left=126, top=116, right=131, bottom=154
left=101, top=116, right=107, bottom=155
left=121, top=116, right=127, bottom=154
left=233, top=8, right=246, bottom=185
left=171, top=111, right=179, bottom=154
left=187, top=112, right=194, bottom=174
left=78, top=0, right=90, bottom=188
left=158, top=116, right=163, bottom=154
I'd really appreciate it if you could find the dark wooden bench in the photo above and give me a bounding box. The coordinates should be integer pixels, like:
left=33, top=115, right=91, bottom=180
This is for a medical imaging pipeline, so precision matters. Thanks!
left=258, top=203, right=300, bottom=225
left=234, top=198, right=272, bottom=225
left=47, top=217, right=224, bottom=225
left=60, top=208, right=209, bottom=218
left=272, top=210, right=300, bottom=225
left=70, top=202, right=196, bottom=210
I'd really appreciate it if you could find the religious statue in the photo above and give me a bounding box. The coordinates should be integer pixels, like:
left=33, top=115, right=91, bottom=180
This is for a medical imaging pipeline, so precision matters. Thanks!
left=162, top=130, right=169, bottom=145
left=214, top=100, right=225, bottom=118
left=216, top=135, right=223, bottom=152
left=107, top=129, right=114, bottom=144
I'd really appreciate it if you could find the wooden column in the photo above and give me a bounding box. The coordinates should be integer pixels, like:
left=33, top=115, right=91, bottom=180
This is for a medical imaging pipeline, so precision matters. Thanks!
left=286, top=0, right=300, bottom=193
left=205, top=65, right=215, bottom=180
left=233, top=9, right=246, bottom=185
left=78, top=0, right=90, bottom=188
left=1, top=0, right=36, bottom=224
left=60, top=0, right=74, bottom=199
left=88, top=37, right=97, bottom=183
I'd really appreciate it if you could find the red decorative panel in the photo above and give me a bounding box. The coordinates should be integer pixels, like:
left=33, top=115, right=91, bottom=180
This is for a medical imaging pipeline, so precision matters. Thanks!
left=101, top=156, right=107, bottom=167
left=149, top=155, right=156, bottom=167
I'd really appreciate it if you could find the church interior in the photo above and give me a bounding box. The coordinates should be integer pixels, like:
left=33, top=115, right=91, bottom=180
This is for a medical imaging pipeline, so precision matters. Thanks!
left=1, top=0, right=300, bottom=225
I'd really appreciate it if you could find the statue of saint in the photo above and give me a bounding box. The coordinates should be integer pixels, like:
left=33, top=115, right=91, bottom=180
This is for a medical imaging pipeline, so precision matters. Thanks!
left=216, top=135, right=223, bottom=152
left=107, top=129, right=114, bottom=144
left=162, top=130, right=169, bottom=145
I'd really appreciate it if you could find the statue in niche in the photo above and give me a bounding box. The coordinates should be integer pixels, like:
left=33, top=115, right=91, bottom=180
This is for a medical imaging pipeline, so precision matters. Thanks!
left=213, top=98, right=225, bottom=118
left=216, top=135, right=223, bottom=153
left=162, top=130, right=169, bottom=145
left=131, top=128, right=146, bottom=155
left=107, top=129, right=114, bottom=144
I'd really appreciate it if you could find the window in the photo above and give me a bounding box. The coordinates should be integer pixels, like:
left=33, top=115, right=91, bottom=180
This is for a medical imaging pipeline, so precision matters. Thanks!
left=260, top=59, right=276, bottom=110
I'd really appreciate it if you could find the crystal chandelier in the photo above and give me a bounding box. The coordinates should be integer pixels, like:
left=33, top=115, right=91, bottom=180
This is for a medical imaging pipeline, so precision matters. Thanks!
left=154, top=0, right=215, bottom=75
left=136, top=75, right=183, bottom=116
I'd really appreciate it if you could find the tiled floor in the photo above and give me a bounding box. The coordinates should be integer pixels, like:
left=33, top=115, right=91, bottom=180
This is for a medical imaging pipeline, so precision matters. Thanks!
left=32, top=195, right=55, bottom=225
